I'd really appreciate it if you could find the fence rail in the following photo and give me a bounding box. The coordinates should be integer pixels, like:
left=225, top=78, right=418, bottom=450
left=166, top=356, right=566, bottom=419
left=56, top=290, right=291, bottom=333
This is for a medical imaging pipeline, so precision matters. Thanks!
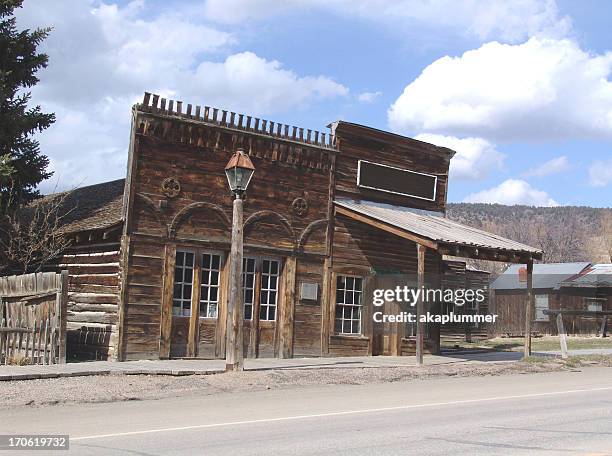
left=0, top=271, right=68, bottom=365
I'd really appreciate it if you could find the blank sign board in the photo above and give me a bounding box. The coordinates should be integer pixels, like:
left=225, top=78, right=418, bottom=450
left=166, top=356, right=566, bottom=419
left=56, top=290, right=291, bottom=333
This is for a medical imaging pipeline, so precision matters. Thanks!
left=357, top=160, right=437, bottom=201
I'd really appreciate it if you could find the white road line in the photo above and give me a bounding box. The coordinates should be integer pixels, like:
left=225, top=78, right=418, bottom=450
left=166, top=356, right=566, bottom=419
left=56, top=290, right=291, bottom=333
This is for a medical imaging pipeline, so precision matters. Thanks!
left=71, top=386, right=612, bottom=441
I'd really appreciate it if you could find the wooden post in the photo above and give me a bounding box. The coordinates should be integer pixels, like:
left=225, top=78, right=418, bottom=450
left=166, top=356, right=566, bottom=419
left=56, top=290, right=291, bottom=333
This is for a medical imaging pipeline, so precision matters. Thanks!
left=159, top=243, right=176, bottom=359
left=187, top=253, right=202, bottom=357
left=320, top=258, right=332, bottom=356
left=599, top=316, right=608, bottom=338
left=524, top=260, right=534, bottom=357
left=556, top=313, right=568, bottom=359
left=279, top=257, right=296, bottom=358
left=416, top=243, right=426, bottom=366
left=57, top=270, right=68, bottom=363
left=226, top=195, right=244, bottom=371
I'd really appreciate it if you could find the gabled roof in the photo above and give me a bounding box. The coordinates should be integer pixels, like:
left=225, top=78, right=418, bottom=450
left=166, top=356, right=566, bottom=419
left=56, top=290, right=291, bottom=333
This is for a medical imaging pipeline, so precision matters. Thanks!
left=335, top=198, right=541, bottom=259
left=491, top=262, right=591, bottom=291
left=30, top=179, right=125, bottom=235
left=561, top=264, right=612, bottom=288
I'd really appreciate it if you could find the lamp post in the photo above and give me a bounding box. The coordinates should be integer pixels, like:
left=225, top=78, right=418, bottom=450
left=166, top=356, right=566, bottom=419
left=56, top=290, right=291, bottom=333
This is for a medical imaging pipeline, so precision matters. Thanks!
left=224, top=149, right=255, bottom=372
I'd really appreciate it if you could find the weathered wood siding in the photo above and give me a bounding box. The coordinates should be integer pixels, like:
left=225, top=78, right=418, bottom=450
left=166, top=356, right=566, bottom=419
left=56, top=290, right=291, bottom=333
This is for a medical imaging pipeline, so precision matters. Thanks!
left=489, top=292, right=607, bottom=336
left=121, top=101, right=334, bottom=360
left=333, top=123, right=451, bottom=213
left=328, top=214, right=442, bottom=356
left=293, top=258, right=324, bottom=356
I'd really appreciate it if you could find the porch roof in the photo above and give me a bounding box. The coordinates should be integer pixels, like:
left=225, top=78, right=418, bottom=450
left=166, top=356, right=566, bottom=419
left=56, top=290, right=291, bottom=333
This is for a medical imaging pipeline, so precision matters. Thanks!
left=334, top=198, right=542, bottom=262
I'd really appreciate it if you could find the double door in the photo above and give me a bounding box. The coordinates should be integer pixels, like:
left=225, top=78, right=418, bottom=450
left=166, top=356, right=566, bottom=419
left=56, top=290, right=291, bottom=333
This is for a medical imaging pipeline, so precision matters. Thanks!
left=169, top=248, right=281, bottom=358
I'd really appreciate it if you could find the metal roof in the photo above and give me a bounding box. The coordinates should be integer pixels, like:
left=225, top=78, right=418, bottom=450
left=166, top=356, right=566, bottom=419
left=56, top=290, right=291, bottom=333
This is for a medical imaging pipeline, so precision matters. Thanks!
left=491, top=262, right=591, bottom=290
left=335, top=198, right=542, bottom=255
left=560, top=264, right=612, bottom=288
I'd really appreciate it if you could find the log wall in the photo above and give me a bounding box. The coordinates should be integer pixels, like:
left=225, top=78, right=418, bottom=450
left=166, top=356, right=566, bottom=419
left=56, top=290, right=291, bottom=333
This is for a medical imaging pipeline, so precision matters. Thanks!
left=60, top=245, right=122, bottom=361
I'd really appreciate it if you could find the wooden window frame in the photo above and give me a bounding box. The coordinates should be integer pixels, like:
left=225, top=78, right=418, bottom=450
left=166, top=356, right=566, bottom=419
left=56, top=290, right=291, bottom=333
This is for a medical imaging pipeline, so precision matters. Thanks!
left=172, top=247, right=225, bottom=320
left=534, top=294, right=549, bottom=322
left=173, top=249, right=195, bottom=317
left=243, top=255, right=282, bottom=322
left=199, top=251, right=224, bottom=320
left=333, top=273, right=365, bottom=336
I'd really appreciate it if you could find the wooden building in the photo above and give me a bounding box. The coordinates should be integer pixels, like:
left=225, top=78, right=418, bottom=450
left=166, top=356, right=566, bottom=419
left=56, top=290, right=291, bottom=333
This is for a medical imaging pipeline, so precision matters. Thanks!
left=488, top=262, right=611, bottom=336
left=31, top=92, right=544, bottom=361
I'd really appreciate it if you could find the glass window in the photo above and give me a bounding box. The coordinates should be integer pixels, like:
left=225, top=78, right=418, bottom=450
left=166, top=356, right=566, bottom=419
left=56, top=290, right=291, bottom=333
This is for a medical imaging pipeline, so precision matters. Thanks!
left=334, top=275, right=363, bottom=335
left=260, top=259, right=280, bottom=321
left=172, top=250, right=195, bottom=316
left=200, top=253, right=222, bottom=318
left=534, top=294, right=549, bottom=322
left=242, top=257, right=257, bottom=320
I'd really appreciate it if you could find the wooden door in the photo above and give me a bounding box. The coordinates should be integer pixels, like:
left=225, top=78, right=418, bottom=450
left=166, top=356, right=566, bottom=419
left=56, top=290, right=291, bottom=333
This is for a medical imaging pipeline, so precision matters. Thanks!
left=242, top=256, right=281, bottom=358
left=170, top=250, right=195, bottom=358
left=169, top=249, right=224, bottom=358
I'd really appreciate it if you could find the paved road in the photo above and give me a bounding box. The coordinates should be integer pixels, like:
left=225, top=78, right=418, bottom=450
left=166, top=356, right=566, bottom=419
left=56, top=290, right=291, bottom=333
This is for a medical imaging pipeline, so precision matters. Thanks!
left=2, top=367, right=611, bottom=455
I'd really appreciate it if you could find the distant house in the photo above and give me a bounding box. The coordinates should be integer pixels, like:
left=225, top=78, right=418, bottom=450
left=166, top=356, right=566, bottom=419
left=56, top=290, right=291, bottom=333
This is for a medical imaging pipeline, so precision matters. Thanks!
left=561, top=264, right=612, bottom=322
left=489, top=262, right=610, bottom=336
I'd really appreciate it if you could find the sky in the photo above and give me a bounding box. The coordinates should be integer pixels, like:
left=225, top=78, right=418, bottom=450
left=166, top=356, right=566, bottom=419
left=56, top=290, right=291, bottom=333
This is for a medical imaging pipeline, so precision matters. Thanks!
left=14, top=0, right=612, bottom=207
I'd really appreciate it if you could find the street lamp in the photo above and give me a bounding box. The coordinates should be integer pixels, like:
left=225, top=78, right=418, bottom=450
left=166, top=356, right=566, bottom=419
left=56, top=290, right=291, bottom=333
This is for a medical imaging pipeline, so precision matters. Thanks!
left=224, top=149, right=255, bottom=372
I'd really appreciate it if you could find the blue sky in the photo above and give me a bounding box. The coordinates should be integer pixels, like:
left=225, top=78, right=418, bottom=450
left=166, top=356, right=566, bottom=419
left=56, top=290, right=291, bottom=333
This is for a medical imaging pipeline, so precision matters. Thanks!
left=16, top=0, right=612, bottom=207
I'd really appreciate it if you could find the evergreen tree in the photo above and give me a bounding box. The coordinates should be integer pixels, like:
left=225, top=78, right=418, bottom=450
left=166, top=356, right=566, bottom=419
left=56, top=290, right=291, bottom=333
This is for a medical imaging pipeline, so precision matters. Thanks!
left=0, top=0, right=54, bottom=214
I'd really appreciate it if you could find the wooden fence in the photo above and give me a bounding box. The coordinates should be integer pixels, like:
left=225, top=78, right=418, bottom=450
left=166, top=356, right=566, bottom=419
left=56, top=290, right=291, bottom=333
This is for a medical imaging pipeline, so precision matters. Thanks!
left=0, top=271, right=68, bottom=365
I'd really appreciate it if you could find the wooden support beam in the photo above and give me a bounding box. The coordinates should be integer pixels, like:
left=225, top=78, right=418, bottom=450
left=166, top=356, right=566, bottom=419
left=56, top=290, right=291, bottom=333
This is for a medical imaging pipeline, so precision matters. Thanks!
left=279, top=256, right=296, bottom=358
left=524, top=260, right=534, bottom=357
left=416, top=243, right=426, bottom=366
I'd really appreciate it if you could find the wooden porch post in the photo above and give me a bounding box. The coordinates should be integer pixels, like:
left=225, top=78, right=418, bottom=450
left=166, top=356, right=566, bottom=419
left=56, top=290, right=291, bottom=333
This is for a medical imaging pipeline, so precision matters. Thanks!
left=416, top=243, right=426, bottom=366
left=524, top=260, right=534, bottom=357
left=57, top=270, right=68, bottom=364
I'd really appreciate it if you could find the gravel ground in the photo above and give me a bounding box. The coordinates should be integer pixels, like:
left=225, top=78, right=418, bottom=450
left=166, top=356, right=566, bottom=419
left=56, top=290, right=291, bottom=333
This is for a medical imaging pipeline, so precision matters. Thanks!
left=2, top=357, right=609, bottom=410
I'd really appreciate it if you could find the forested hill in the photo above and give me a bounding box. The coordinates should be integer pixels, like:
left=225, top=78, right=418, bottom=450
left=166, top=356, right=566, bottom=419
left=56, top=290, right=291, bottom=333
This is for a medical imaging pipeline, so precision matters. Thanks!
left=446, top=203, right=611, bottom=264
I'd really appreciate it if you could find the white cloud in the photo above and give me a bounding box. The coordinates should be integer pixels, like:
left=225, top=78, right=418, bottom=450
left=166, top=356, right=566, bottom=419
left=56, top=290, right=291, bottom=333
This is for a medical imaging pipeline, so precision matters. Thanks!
left=463, top=179, right=558, bottom=206
left=388, top=37, right=612, bottom=141
left=415, top=134, right=505, bottom=181
left=203, top=0, right=569, bottom=43
left=357, top=91, right=382, bottom=103
left=15, top=0, right=348, bottom=192
left=522, top=155, right=570, bottom=177
left=588, top=159, right=612, bottom=187
left=191, top=52, right=348, bottom=114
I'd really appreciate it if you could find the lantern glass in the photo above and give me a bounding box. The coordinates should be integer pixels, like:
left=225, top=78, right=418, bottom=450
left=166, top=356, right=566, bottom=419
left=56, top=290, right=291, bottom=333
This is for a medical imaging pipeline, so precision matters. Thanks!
left=225, top=166, right=254, bottom=194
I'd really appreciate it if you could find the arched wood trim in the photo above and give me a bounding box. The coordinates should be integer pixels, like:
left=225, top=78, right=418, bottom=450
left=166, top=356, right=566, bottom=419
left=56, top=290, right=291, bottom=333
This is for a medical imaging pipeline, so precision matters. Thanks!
left=243, top=210, right=296, bottom=247
left=135, top=193, right=168, bottom=228
left=297, top=218, right=328, bottom=251
left=168, top=201, right=231, bottom=239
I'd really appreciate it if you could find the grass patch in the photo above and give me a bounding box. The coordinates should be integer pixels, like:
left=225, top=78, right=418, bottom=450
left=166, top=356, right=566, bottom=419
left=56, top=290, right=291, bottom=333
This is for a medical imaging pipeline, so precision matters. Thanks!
left=442, top=336, right=612, bottom=352
left=521, top=355, right=555, bottom=364
left=520, top=354, right=612, bottom=368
